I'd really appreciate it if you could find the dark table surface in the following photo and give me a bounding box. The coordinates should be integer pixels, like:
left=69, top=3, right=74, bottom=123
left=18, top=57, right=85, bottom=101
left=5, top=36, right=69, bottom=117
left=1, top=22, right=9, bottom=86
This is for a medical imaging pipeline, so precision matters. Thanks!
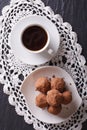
left=0, top=0, right=87, bottom=130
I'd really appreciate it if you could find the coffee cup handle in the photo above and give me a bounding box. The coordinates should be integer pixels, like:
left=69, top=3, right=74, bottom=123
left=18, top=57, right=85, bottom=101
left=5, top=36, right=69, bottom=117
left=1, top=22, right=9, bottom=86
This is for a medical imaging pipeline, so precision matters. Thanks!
left=47, top=48, right=54, bottom=55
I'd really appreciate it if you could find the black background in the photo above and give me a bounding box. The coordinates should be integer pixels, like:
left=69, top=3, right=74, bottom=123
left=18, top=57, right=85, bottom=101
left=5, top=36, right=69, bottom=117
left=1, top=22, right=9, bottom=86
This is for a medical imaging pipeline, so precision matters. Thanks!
left=0, top=0, right=87, bottom=130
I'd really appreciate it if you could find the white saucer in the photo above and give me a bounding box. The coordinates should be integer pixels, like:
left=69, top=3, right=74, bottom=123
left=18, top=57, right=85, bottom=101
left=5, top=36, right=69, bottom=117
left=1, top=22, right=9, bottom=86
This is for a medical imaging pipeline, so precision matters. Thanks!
left=10, top=15, right=60, bottom=65
left=21, top=66, right=82, bottom=124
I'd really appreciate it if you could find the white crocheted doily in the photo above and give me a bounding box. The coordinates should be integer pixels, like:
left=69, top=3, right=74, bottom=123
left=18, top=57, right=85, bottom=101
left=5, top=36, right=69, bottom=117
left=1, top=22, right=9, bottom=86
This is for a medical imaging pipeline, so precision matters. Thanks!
left=0, top=0, right=87, bottom=130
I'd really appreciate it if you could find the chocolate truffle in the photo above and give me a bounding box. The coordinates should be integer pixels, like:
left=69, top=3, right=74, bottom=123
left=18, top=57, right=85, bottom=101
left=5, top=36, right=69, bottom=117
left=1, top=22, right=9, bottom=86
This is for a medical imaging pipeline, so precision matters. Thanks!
left=51, top=78, right=65, bottom=92
left=62, top=91, right=72, bottom=105
left=47, top=105, right=62, bottom=115
left=35, top=77, right=51, bottom=93
left=47, top=89, right=63, bottom=106
left=35, top=93, right=48, bottom=108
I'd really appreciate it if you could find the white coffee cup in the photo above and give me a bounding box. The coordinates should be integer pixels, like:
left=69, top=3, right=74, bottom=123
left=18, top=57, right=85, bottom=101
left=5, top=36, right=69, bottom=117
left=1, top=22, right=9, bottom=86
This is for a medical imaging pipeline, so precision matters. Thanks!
left=21, top=24, right=54, bottom=55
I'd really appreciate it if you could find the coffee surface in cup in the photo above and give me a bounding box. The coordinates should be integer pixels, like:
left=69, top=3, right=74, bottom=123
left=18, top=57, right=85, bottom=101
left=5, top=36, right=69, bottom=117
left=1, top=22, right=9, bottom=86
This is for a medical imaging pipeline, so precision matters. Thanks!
left=22, top=25, right=48, bottom=51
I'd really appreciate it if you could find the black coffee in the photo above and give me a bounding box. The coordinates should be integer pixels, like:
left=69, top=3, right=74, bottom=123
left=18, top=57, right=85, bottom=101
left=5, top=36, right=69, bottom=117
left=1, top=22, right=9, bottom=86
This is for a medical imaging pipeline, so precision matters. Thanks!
left=22, top=25, right=48, bottom=51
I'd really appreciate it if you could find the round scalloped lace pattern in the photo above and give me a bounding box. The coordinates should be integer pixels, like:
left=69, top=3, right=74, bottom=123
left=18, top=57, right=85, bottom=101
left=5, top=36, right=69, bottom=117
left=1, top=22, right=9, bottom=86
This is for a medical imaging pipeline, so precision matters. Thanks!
left=0, top=0, right=87, bottom=130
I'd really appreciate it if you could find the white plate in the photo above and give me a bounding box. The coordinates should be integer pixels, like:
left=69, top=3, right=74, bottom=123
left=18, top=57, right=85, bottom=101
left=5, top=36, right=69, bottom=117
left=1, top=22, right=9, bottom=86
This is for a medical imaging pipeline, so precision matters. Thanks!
left=10, top=15, right=60, bottom=65
left=21, top=66, right=82, bottom=124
